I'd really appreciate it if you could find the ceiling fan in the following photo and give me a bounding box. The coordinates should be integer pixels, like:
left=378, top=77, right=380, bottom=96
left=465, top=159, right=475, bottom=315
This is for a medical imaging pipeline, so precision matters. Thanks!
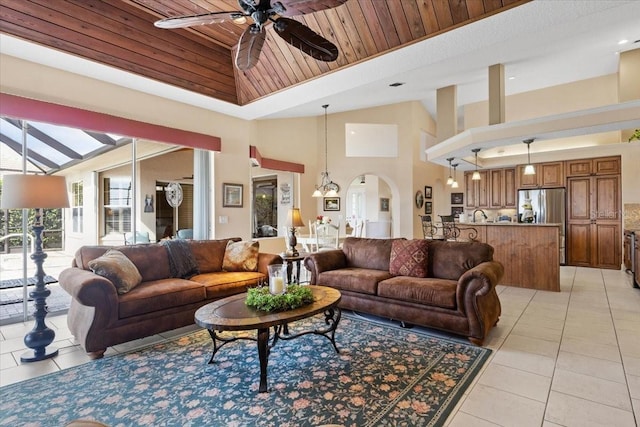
left=154, top=0, right=347, bottom=70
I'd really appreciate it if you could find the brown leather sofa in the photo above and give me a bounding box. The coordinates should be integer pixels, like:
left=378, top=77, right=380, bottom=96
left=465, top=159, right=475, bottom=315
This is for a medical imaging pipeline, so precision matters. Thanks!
left=59, top=239, right=281, bottom=359
left=304, top=237, right=503, bottom=345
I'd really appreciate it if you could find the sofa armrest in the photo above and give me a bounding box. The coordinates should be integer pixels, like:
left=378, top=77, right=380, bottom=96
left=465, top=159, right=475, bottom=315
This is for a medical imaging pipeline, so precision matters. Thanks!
left=303, top=250, right=347, bottom=284
left=257, top=253, right=283, bottom=276
left=455, top=260, right=504, bottom=343
left=58, top=267, right=120, bottom=326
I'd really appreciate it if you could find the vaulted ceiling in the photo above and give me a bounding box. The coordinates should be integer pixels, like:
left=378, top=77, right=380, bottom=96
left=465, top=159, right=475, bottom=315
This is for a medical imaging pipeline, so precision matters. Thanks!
left=0, top=0, right=528, bottom=107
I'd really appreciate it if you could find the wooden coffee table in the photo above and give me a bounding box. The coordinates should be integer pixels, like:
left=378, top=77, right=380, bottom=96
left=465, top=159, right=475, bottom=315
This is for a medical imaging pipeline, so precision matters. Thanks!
left=194, top=285, right=341, bottom=393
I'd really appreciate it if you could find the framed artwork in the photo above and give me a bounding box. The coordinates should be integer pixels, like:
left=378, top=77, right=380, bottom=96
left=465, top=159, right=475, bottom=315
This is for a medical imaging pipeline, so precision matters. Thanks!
left=424, top=186, right=432, bottom=199
left=451, top=206, right=464, bottom=217
left=323, top=197, right=340, bottom=211
left=415, top=190, right=424, bottom=208
left=222, top=183, right=243, bottom=207
left=451, top=192, right=463, bottom=205
left=425, top=201, right=433, bottom=215
left=380, top=198, right=390, bottom=212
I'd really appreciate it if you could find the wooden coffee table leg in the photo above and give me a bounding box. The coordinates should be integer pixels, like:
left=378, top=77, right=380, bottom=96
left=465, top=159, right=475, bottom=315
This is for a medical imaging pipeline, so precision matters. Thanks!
left=257, top=327, right=269, bottom=393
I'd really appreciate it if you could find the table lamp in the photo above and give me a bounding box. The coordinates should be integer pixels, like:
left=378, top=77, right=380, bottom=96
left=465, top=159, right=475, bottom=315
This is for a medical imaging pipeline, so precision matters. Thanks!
left=286, top=208, right=305, bottom=256
left=1, top=174, right=69, bottom=362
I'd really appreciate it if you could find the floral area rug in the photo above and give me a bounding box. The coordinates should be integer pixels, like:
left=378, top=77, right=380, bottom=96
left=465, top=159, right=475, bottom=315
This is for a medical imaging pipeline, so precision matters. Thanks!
left=0, top=313, right=491, bottom=427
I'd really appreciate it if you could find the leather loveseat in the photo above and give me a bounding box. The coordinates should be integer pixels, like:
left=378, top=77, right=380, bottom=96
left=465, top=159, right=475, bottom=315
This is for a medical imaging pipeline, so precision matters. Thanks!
left=304, top=237, right=503, bottom=345
left=59, top=238, right=281, bottom=359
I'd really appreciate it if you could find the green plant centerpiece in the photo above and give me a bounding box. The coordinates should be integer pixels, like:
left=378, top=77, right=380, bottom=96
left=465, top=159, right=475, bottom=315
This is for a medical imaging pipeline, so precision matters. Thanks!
left=246, top=284, right=314, bottom=312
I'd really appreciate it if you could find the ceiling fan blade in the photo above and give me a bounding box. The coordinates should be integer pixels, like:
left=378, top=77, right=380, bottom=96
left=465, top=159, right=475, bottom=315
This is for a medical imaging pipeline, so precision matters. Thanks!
left=279, top=0, right=348, bottom=16
left=274, top=17, right=338, bottom=62
left=155, top=11, right=243, bottom=29
left=235, top=25, right=267, bottom=70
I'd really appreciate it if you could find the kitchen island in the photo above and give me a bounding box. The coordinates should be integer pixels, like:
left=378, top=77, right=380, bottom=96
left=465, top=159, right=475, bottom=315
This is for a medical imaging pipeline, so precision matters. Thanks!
left=454, top=222, right=561, bottom=292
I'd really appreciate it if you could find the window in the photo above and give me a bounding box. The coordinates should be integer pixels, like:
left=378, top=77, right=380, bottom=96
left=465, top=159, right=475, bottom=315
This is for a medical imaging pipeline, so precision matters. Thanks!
left=252, top=176, right=278, bottom=238
left=103, top=177, right=131, bottom=234
left=71, top=181, right=83, bottom=233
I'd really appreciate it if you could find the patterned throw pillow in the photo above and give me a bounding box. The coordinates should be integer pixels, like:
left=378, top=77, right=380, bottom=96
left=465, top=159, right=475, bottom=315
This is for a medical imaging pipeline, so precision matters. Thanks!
left=222, top=241, right=259, bottom=272
left=88, top=249, right=142, bottom=294
left=389, top=239, right=429, bottom=278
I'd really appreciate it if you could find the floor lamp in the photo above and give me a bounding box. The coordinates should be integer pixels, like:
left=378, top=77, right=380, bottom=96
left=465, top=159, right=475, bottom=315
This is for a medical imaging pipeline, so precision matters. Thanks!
left=1, top=174, right=69, bottom=362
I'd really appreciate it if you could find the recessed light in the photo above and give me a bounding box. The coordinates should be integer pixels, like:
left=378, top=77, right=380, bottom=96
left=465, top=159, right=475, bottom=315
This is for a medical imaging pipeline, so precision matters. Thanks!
left=618, top=39, right=629, bottom=45
left=508, top=76, right=516, bottom=80
left=389, top=82, right=405, bottom=87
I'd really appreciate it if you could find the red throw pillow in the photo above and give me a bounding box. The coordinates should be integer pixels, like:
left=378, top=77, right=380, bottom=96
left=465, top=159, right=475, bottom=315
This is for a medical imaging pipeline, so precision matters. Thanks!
left=389, top=239, right=429, bottom=278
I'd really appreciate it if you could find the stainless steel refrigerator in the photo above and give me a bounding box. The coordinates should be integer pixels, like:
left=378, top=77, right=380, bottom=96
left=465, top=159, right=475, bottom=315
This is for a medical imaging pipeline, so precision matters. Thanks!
left=518, top=188, right=566, bottom=264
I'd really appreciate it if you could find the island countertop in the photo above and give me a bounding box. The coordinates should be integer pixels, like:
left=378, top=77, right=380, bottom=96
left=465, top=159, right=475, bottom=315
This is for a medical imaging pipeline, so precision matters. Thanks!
left=450, top=222, right=561, bottom=292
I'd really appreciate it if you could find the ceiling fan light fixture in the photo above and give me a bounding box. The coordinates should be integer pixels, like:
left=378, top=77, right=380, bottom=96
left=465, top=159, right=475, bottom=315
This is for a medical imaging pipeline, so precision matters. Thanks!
left=232, top=16, right=247, bottom=25
left=523, top=138, right=536, bottom=175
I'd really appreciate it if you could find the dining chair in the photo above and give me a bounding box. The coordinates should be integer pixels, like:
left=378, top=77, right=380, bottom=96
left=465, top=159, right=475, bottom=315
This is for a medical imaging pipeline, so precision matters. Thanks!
left=315, top=222, right=340, bottom=251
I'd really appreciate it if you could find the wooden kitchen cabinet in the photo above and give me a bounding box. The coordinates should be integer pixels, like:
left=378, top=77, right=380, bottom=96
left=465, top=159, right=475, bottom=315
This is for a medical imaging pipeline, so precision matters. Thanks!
left=566, top=174, right=621, bottom=269
left=516, top=162, right=564, bottom=188
left=464, top=170, right=489, bottom=208
left=489, top=168, right=516, bottom=208
left=566, top=156, right=620, bottom=176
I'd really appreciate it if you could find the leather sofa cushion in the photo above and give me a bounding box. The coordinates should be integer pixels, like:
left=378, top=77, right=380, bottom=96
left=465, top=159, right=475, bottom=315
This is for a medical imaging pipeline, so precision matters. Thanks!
left=188, top=238, right=238, bottom=273
left=341, top=237, right=402, bottom=271
left=191, top=271, right=264, bottom=299
left=317, top=268, right=392, bottom=295
left=378, top=276, right=457, bottom=309
left=75, top=244, right=171, bottom=282
left=428, top=240, right=494, bottom=280
left=118, top=278, right=205, bottom=318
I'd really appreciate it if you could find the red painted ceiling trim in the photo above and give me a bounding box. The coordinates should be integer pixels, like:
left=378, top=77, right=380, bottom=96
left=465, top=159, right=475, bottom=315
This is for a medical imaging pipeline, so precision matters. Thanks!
left=0, top=93, right=221, bottom=151
left=249, top=145, right=304, bottom=173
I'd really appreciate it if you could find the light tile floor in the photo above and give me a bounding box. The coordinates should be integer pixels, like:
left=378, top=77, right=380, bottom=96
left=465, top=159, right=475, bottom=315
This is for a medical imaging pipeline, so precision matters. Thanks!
left=0, top=266, right=638, bottom=426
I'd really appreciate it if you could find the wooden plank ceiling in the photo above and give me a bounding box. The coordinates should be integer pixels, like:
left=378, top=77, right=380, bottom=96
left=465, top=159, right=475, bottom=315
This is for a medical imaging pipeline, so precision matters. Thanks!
left=0, top=0, right=529, bottom=107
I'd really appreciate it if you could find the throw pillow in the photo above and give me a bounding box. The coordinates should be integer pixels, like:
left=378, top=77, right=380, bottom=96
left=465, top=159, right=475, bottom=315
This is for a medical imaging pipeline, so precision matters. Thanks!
left=389, top=239, right=429, bottom=278
left=88, top=249, right=142, bottom=294
left=222, top=240, right=259, bottom=272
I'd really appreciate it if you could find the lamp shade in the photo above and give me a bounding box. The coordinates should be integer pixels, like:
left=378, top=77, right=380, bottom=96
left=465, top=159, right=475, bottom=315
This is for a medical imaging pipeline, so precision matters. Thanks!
left=1, top=174, right=70, bottom=209
left=286, top=208, right=305, bottom=227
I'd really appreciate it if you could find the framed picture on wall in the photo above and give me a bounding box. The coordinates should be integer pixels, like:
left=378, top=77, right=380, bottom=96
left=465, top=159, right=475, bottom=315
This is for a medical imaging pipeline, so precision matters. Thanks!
left=451, top=192, right=463, bottom=205
left=323, top=197, right=340, bottom=211
left=222, top=183, right=243, bottom=207
left=380, top=198, right=390, bottom=212
left=424, top=186, right=432, bottom=199
left=425, top=201, right=433, bottom=215
left=451, top=206, right=464, bottom=217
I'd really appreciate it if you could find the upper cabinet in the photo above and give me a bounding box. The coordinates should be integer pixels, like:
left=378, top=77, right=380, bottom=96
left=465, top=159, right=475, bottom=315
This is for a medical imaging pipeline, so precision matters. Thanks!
left=516, top=161, right=564, bottom=189
left=566, top=156, right=620, bottom=177
left=465, top=168, right=515, bottom=209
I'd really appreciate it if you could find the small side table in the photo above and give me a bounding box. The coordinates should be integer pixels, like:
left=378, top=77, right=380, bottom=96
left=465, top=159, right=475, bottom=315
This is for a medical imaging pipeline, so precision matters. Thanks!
left=280, top=252, right=309, bottom=284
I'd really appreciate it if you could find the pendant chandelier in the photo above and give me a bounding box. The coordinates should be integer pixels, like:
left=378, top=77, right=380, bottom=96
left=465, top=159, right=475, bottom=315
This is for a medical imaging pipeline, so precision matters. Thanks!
left=472, top=148, right=481, bottom=180
left=451, top=163, right=460, bottom=188
left=446, top=157, right=454, bottom=185
left=523, top=138, right=536, bottom=175
left=312, top=104, right=339, bottom=197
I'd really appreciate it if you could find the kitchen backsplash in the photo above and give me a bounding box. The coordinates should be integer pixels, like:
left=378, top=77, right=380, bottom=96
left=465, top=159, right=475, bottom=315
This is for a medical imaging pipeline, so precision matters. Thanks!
left=624, top=203, right=640, bottom=229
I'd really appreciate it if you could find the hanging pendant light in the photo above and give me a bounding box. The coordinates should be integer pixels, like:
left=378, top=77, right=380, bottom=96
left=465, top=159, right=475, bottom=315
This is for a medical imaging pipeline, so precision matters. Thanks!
left=313, top=104, right=340, bottom=197
left=472, top=148, right=481, bottom=180
left=446, top=157, right=454, bottom=185
left=523, top=138, right=536, bottom=175
left=451, top=163, right=460, bottom=188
